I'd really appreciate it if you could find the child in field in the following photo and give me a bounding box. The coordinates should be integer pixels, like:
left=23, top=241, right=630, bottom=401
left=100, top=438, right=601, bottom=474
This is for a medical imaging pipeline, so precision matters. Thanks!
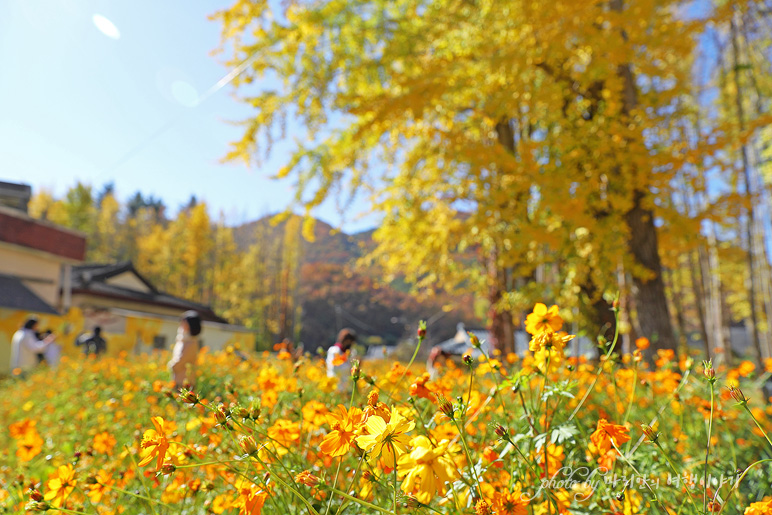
left=168, top=311, right=202, bottom=389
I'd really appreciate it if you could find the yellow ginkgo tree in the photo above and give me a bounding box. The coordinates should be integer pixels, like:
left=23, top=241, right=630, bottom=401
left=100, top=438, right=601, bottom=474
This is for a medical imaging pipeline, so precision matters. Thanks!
left=211, top=0, right=717, bottom=352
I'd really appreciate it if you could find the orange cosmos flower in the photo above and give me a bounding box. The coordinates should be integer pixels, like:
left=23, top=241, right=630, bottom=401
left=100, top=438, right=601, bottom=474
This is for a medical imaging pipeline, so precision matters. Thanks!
left=86, top=470, right=114, bottom=504
left=363, top=390, right=391, bottom=422
left=320, top=404, right=364, bottom=457
left=44, top=464, right=77, bottom=508
left=745, top=498, right=772, bottom=515
left=332, top=351, right=349, bottom=366
left=235, top=483, right=268, bottom=515
left=525, top=303, right=563, bottom=335
left=93, top=431, right=117, bottom=455
left=491, top=487, right=530, bottom=515
left=16, top=431, right=43, bottom=462
left=482, top=446, right=502, bottom=468
left=302, top=400, right=329, bottom=430
left=635, top=337, right=650, bottom=350
left=267, top=419, right=301, bottom=456
left=590, top=419, right=630, bottom=456
left=9, top=418, right=37, bottom=439
left=536, top=444, right=565, bottom=477
left=409, top=373, right=435, bottom=401
left=138, top=416, right=173, bottom=471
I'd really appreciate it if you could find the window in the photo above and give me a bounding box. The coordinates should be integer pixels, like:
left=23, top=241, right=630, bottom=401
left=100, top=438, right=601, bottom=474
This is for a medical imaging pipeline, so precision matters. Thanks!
left=153, top=335, right=167, bottom=350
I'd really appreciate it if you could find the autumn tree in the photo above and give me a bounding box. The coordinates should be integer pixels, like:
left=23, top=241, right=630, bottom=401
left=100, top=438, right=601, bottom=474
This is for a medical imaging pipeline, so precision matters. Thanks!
left=211, top=0, right=715, bottom=352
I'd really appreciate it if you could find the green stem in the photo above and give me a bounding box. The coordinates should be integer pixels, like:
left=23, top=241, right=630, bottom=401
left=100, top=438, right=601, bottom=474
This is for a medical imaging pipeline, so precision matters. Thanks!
left=622, top=362, right=638, bottom=428
left=463, top=366, right=475, bottom=422
left=124, top=445, right=159, bottom=515
left=391, top=443, right=399, bottom=515
left=326, top=486, right=393, bottom=515
left=655, top=441, right=700, bottom=512
left=51, top=508, right=92, bottom=515
left=608, top=440, right=669, bottom=514
left=334, top=456, right=365, bottom=515
left=703, top=381, right=715, bottom=514
left=715, top=459, right=772, bottom=515
left=743, top=404, right=772, bottom=450
left=324, top=456, right=344, bottom=515
left=567, top=307, right=620, bottom=423
left=452, top=419, right=483, bottom=501
left=388, top=336, right=423, bottom=399
left=107, top=484, right=173, bottom=509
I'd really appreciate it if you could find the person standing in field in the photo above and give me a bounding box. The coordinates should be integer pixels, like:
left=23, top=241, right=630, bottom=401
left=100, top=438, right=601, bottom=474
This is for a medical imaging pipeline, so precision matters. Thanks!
left=168, top=311, right=202, bottom=389
left=10, top=317, right=54, bottom=375
left=326, top=328, right=357, bottom=390
left=76, top=326, right=107, bottom=356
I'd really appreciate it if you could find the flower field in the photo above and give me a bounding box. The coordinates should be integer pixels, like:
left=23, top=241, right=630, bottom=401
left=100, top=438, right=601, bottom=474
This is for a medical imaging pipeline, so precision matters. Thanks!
left=2, top=305, right=772, bottom=515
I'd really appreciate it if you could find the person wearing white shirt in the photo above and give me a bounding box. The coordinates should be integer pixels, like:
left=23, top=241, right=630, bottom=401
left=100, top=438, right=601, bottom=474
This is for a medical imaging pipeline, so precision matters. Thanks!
left=326, top=328, right=357, bottom=391
left=10, top=317, right=53, bottom=374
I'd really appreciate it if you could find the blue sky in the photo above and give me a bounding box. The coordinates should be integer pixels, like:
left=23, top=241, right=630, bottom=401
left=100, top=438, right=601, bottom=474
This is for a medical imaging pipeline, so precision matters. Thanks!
left=0, top=1, right=374, bottom=231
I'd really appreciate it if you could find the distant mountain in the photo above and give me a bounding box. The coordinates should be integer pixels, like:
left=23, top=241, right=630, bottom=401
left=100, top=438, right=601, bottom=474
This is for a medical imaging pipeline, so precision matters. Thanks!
left=232, top=215, right=372, bottom=265
left=231, top=214, right=481, bottom=351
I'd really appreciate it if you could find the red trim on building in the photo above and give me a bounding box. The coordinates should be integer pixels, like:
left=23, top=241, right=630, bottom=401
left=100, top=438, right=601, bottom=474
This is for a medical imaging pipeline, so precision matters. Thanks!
left=0, top=211, right=86, bottom=261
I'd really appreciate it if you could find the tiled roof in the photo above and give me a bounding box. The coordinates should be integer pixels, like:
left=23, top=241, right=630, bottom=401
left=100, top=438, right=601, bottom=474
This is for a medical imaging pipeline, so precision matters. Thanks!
left=71, top=262, right=227, bottom=323
left=0, top=274, right=59, bottom=315
left=0, top=206, right=86, bottom=261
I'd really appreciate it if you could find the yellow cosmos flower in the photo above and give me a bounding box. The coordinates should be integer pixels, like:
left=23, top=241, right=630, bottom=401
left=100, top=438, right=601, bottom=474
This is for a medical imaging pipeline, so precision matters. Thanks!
left=44, top=464, right=77, bottom=507
left=356, top=406, right=415, bottom=468
left=138, top=416, right=173, bottom=471
left=525, top=303, right=563, bottom=335
left=397, top=436, right=458, bottom=503
left=319, top=404, right=364, bottom=457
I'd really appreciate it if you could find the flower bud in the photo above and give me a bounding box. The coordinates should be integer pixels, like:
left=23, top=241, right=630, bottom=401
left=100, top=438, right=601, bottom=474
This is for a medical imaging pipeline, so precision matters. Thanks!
left=640, top=423, right=659, bottom=443
left=728, top=385, right=748, bottom=405
left=240, top=435, right=259, bottom=456
left=249, top=405, right=262, bottom=420
left=295, top=470, right=320, bottom=487
left=214, top=405, right=229, bottom=426
left=436, top=394, right=455, bottom=420
left=160, top=463, right=177, bottom=475
left=350, top=360, right=361, bottom=381
left=404, top=495, right=422, bottom=508
left=29, top=489, right=44, bottom=502
left=463, top=353, right=474, bottom=367
left=468, top=332, right=481, bottom=349
left=233, top=406, right=250, bottom=420
left=703, top=360, right=715, bottom=381
left=494, top=424, right=509, bottom=440
left=25, top=500, right=50, bottom=512
left=179, top=389, right=200, bottom=405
